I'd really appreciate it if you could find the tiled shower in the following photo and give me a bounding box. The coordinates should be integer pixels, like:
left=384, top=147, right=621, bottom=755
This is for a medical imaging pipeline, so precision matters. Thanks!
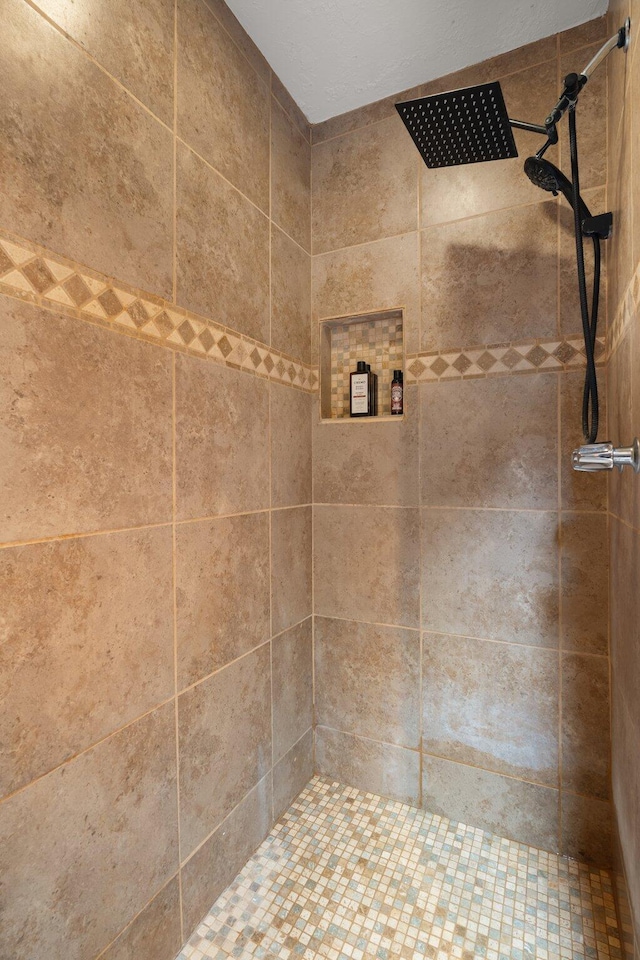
left=0, top=1, right=638, bottom=959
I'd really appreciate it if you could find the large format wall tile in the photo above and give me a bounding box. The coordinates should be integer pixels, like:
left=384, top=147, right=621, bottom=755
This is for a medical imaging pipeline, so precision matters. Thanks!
left=312, top=115, right=418, bottom=253
left=272, top=618, right=313, bottom=762
left=315, top=617, right=420, bottom=748
left=176, top=144, right=270, bottom=343
left=175, top=513, right=271, bottom=689
left=312, top=233, right=420, bottom=353
left=562, top=653, right=610, bottom=800
left=175, top=354, right=270, bottom=521
left=422, top=755, right=560, bottom=853
left=420, top=375, right=558, bottom=510
left=0, top=297, right=173, bottom=543
left=271, top=98, right=311, bottom=251
left=177, top=0, right=269, bottom=211
left=314, top=506, right=420, bottom=628
left=0, top=0, right=173, bottom=297
left=0, top=704, right=178, bottom=960
left=561, top=793, right=612, bottom=867
left=271, top=507, right=312, bottom=634
left=560, top=512, right=609, bottom=655
left=422, top=634, right=559, bottom=786
left=422, top=509, right=559, bottom=647
left=273, top=728, right=314, bottom=820
left=35, top=0, right=175, bottom=126
left=178, top=644, right=272, bottom=855
left=101, top=878, right=182, bottom=960
left=315, top=726, right=420, bottom=806
left=610, top=518, right=640, bottom=735
left=313, top=387, right=419, bottom=506
left=271, top=225, right=311, bottom=364
left=271, top=385, right=312, bottom=508
left=0, top=527, right=174, bottom=798
left=181, top=775, right=273, bottom=936
left=420, top=201, right=558, bottom=351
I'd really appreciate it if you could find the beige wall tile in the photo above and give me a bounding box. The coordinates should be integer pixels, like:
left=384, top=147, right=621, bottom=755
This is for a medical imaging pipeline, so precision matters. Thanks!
left=561, top=792, right=613, bottom=867
left=101, top=878, right=182, bottom=960
left=0, top=0, right=173, bottom=297
left=271, top=384, right=312, bottom=508
left=178, top=644, right=272, bottom=856
left=560, top=512, right=609, bottom=655
left=0, top=704, right=178, bottom=960
left=315, top=617, right=420, bottom=749
left=562, top=653, right=610, bottom=800
left=611, top=693, right=640, bottom=922
left=420, top=61, right=560, bottom=227
left=273, top=728, right=314, bottom=820
left=311, top=98, right=396, bottom=145
left=422, top=508, right=559, bottom=647
left=561, top=370, right=608, bottom=512
left=181, top=775, right=273, bottom=936
left=420, top=375, right=558, bottom=510
left=610, top=519, right=640, bottom=734
left=35, top=0, right=175, bottom=126
left=176, top=144, right=270, bottom=343
left=175, top=513, right=271, bottom=689
left=559, top=17, right=609, bottom=53
left=608, top=331, right=634, bottom=525
left=272, top=618, right=313, bottom=762
left=201, top=0, right=271, bottom=84
left=315, top=726, right=420, bottom=806
left=422, top=755, right=560, bottom=853
left=271, top=74, right=311, bottom=143
left=271, top=506, right=312, bottom=634
left=314, top=505, right=420, bottom=628
left=175, top=354, right=270, bottom=521
left=271, top=99, right=311, bottom=251
left=312, top=233, right=420, bottom=354
left=0, top=297, right=173, bottom=543
left=312, top=115, right=418, bottom=254
left=313, top=387, right=419, bottom=507
left=177, top=0, right=269, bottom=211
left=271, top=225, right=311, bottom=363
left=0, top=528, right=174, bottom=798
left=420, top=201, right=558, bottom=351
left=423, top=634, right=559, bottom=786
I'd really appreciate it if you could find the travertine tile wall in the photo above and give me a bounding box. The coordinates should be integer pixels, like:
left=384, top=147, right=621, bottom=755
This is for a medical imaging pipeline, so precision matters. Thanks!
left=0, top=2, right=313, bottom=959
left=311, top=17, right=613, bottom=867
left=606, top=0, right=640, bottom=956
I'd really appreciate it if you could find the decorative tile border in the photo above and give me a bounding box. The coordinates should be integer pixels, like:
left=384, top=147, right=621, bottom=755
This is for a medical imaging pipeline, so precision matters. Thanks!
left=0, top=230, right=318, bottom=394
left=609, top=259, right=640, bottom=358
left=405, top=334, right=607, bottom=384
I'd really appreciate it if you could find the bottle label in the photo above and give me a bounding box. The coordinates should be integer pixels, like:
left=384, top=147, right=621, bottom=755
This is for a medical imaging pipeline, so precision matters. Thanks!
left=391, top=384, right=403, bottom=413
left=351, top=373, right=369, bottom=414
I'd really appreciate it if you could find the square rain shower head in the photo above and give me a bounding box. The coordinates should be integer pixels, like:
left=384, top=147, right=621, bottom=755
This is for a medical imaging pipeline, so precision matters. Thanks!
left=395, top=81, right=518, bottom=168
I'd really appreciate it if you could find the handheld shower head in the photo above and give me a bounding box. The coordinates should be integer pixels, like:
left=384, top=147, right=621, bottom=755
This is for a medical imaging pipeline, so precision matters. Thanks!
left=524, top=155, right=591, bottom=220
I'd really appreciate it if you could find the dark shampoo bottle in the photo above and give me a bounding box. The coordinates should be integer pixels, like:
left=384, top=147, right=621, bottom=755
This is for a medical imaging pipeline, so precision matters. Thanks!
left=350, top=360, right=370, bottom=417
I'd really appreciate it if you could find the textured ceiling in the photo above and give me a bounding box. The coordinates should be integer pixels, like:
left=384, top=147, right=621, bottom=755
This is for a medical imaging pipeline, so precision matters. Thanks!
left=224, top=0, right=609, bottom=123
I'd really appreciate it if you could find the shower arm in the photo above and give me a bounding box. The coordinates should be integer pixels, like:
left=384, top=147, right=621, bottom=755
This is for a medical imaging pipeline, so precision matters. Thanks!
left=507, top=19, right=631, bottom=147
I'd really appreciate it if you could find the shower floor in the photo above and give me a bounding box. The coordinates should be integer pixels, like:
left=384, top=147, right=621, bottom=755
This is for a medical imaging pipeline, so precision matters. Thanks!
left=177, top=777, right=620, bottom=960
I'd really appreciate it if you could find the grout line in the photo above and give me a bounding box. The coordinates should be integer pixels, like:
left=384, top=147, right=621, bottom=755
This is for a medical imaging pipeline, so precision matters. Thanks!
left=268, top=370, right=275, bottom=825
left=23, top=0, right=174, bottom=134
left=556, top=366, right=564, bottom=854
left=93, top=872, right=181, bottom=960
left=0, top=520, right=175, bottom=552
left=171, top=350, right=184, bottom=943
left=172, top=0, right=178, bottom=307
left=313, top=502, right=606, bottom=514
left=416, top=153, right=424, bottom=809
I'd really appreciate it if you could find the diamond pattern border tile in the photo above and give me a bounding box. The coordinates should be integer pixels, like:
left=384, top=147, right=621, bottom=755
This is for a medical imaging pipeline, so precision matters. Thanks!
left=0, top=230, right=316, bottom=394
left=177, top=777, right=620, bottom=960
left=405, top=335, right=607, bottom=384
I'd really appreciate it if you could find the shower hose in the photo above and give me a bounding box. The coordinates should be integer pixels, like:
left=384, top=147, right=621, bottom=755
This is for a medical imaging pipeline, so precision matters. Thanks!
left=569, top=105, right=600, bottom=443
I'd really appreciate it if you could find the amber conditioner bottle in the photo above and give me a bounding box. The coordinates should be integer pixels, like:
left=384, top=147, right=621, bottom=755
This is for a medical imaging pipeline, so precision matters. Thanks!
left=391, top=369, right=403, bottom=415
left=350, top=360, right=370, bottom=417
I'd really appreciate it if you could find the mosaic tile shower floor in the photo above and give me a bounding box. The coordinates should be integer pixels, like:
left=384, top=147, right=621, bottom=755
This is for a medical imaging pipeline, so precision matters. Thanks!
left=177, top=777, right=621, bottom=960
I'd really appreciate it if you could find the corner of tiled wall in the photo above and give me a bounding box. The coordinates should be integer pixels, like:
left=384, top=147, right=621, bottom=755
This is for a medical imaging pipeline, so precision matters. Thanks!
left=0, top=0, right=314, bottom=957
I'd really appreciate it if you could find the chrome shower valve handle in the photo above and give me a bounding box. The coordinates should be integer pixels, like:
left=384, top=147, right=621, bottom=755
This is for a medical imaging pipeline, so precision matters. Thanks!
left=572, top=438, right=640, bottom=473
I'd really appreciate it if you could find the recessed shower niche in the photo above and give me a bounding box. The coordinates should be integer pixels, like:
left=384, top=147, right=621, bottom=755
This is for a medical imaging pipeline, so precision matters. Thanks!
left=319, top=308, right=404, bottom=420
